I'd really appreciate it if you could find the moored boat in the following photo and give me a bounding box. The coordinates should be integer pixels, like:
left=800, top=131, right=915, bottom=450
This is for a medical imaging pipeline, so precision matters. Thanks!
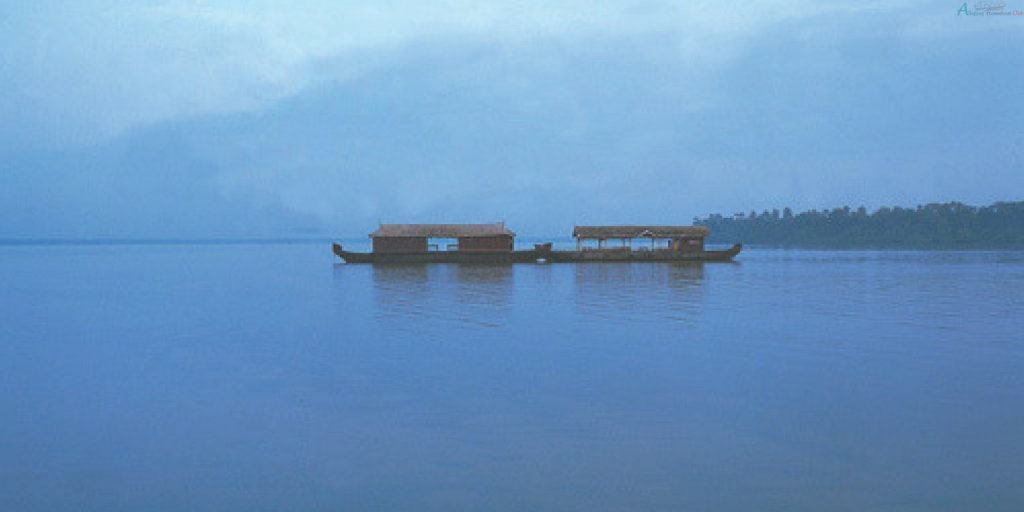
left=333, top=223, right=741, bottom=264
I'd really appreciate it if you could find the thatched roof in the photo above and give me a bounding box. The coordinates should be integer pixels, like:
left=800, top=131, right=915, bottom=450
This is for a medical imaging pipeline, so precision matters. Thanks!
left=573, top=225, right=710, bottom=239
left=370, top=222, right=515, bottom=238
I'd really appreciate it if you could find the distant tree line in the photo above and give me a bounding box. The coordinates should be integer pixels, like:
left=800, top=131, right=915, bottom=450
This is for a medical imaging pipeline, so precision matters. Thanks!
left=694, top=201, right=1024, bottom=249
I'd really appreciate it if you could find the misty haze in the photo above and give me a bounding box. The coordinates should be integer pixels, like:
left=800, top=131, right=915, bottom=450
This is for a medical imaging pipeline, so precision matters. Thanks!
left=1, top=2, right=1022, bottom=511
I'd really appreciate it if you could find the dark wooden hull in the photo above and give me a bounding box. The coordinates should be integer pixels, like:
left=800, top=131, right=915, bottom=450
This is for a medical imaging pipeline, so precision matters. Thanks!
left=546, top=244, right=742, bottom=262
left=334, top=247, right=515, bottom=264
left=333, top=243, right=741, bottom=264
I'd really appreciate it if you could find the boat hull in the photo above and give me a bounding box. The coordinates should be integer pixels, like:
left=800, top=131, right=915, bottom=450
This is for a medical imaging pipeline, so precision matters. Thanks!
left=334, top=247, right=515, bottom=264
left=546, top=244, right=742, bottom=262
left=333, top=243, right=741, bottom=264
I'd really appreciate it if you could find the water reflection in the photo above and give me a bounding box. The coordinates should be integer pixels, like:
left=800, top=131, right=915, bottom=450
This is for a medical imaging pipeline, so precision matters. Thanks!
left=371, top=264, right=515, bottom=330
left=454, top=264, right=514, bottom=305
left=5, top=246, right=1024, bottom=511
left=367, top=265, right=432, bottom=325
left=574, top=262, right=706, bottom=325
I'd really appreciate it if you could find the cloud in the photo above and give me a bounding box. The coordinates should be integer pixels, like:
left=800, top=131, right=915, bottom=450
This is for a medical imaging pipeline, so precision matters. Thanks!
left=0, top=0, right=922, bottom=151
left=1, top=1, right=1020, bottom=238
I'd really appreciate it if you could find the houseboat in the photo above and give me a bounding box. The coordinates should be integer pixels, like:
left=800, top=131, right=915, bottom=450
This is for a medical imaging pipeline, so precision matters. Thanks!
left=332, top=223, right=741, bottom=264
left=333, top=223, right=518, bottom=264
left=550, top=225, right=741, bottom=262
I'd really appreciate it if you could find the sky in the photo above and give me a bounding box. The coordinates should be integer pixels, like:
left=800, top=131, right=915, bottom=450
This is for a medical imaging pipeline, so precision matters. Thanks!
left=0, top=0, right=1021, bottom=238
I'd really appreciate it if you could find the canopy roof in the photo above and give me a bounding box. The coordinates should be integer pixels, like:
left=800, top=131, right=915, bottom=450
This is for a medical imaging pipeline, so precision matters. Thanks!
left=370, top=222, right=515, bottom=238
left=573, top=225, right=710, bottom=239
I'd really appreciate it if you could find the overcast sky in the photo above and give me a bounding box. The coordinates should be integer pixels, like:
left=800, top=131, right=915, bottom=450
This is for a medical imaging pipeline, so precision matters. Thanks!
left=1, top=1, right=1021, bottom=237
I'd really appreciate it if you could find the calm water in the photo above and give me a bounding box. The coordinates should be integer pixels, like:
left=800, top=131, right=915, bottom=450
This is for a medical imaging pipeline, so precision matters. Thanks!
left=1, top=243, right=1022, bottom=511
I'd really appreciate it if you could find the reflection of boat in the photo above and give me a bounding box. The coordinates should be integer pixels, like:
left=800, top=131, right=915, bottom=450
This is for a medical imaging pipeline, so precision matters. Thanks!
left=333, top=223, right=741, bottom=264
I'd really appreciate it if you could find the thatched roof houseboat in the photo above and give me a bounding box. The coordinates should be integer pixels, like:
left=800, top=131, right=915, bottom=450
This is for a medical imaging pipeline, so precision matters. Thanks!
left=573, top=225, right=711, bottom=252
left=333, top=222, right=740, bottom=264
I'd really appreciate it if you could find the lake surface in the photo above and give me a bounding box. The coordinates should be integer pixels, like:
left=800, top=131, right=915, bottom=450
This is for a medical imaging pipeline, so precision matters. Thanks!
left=1, top=243, right=1022, bottom=511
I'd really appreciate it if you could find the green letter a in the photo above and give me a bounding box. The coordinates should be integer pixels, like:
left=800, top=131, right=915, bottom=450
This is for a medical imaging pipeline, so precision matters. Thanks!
left=957, top=2, right=969, bottom=15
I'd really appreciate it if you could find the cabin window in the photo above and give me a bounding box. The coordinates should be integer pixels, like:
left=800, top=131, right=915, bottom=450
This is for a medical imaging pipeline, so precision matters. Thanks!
left=428, top=238, right=458, bottom=251
left=641, top=237, right=663, bottom=249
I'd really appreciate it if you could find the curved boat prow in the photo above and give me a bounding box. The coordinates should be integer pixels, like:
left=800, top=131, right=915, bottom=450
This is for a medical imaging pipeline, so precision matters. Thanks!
left=332, top=243, right=375, bottom=263
left=697, top=243, right=742, bottom=262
